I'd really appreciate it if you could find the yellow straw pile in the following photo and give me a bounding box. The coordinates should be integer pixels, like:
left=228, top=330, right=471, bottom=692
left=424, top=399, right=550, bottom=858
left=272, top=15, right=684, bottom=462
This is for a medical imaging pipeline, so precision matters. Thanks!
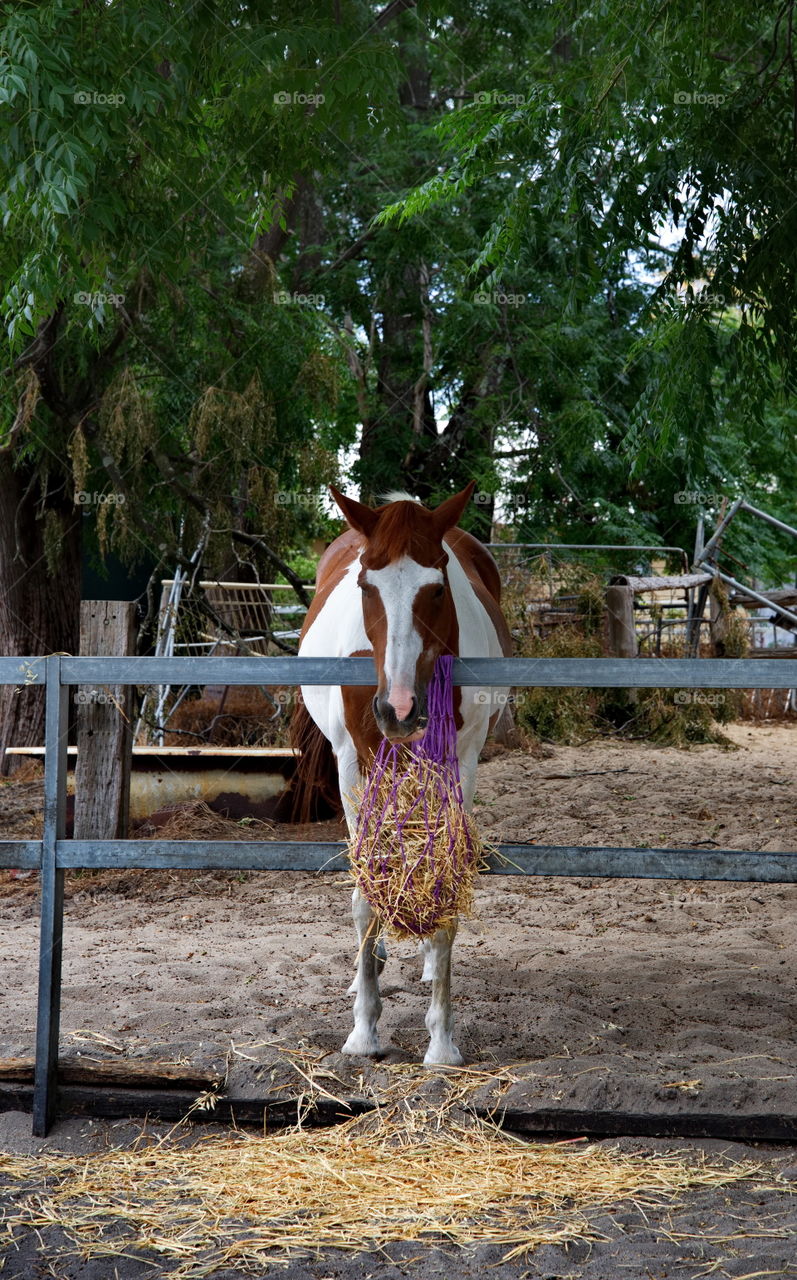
left=0, top=1107, right=760, bottom=1278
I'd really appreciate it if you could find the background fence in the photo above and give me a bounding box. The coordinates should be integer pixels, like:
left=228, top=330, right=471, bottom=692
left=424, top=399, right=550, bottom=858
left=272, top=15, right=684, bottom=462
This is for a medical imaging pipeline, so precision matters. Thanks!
left=2, top=653, right=797, bottom=1134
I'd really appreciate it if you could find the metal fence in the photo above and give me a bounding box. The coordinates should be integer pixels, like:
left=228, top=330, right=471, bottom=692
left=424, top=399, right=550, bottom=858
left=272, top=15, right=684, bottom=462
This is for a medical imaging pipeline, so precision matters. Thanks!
left=2, top=653, right=797, bottom=1135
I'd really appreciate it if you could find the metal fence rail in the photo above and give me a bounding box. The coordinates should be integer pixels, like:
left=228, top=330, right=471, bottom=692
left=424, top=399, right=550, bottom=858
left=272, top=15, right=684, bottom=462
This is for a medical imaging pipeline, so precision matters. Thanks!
left=11, top=653, right=797, bottom=687
left=1, top=654, right=796, bottom=1135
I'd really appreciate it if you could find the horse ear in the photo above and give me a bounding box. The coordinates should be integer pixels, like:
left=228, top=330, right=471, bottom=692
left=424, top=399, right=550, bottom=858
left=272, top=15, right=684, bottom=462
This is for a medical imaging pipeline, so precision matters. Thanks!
left=329, top=485, right=379, bottom=537
left=431, top=480, right=476, bottom=534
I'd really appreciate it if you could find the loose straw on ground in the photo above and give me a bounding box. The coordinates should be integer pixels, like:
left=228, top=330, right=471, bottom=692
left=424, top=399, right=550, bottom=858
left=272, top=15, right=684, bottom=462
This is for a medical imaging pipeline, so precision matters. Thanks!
left=0, top=1106, right=762, bottom=1278
left=349, top=656, right=490, bottom=940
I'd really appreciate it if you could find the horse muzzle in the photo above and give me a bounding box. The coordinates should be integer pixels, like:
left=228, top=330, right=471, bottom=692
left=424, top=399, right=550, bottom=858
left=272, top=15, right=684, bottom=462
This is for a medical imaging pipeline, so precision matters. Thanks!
left=373, top=691, right=428, bottom=742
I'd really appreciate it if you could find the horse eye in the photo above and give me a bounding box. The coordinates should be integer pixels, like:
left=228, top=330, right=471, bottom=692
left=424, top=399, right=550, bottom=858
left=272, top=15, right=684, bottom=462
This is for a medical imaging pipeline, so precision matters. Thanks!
left=434, top=584, right=445, bottom=599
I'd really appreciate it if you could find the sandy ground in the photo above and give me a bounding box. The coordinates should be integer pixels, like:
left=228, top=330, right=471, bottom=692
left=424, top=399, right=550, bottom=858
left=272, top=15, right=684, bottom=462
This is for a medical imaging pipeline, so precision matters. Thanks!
left=1, top=722, right=797, bottom=1277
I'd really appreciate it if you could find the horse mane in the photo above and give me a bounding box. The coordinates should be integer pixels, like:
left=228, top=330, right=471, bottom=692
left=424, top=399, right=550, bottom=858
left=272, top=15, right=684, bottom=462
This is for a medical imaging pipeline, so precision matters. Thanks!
left=378, top=490, right=420, bottom=505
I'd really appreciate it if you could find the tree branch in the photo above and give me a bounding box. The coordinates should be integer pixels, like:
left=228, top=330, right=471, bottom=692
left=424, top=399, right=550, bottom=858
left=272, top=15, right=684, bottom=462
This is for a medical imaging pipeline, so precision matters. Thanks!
left=368, top=0, right=417, bottom=33
left=323, top=228, right=377, bottom=273
left=5, top=303, right=70, bottom=417
left=148, top=446, right=312, bottom=608
left=229, top=529, right=312, bottom=607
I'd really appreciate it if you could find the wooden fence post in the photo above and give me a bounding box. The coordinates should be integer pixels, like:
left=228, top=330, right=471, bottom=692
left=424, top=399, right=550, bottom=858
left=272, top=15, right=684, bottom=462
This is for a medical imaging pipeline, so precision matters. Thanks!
left=74, top=601, right=136, bottom=840
left=606, top=584, right=637, bottom=704
left=606, top=585, right=638, bottom=659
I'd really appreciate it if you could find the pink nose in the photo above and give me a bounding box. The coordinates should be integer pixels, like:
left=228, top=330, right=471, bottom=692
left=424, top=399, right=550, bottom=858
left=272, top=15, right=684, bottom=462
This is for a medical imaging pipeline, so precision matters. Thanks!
left=388, top=686, right=415, bottom=722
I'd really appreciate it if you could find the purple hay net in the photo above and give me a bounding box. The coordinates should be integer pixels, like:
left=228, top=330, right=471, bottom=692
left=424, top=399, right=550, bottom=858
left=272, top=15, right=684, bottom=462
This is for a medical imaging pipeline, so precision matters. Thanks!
left=350, top=655, right=478, bottom=936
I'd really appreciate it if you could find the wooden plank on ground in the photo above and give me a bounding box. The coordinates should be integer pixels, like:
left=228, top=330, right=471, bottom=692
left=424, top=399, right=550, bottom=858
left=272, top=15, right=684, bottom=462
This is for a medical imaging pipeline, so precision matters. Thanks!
left=0, top=1083, right=373, bottom=1128
left=473, top=1105, right=797, bottom=1142
left=3, top=1081, right=796, bottom=1141
left=0, top=1057, right=220, bottom=1091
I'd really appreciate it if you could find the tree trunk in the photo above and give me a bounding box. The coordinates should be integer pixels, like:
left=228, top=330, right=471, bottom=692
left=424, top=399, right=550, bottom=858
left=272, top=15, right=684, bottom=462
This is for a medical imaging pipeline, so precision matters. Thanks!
left=358, top=33, right=438, bottom=501
left=0, top=458, right=81, bottom=770
left=359, top=264, right=438, bottom=499
left=425, top=378, right=498, bottom=537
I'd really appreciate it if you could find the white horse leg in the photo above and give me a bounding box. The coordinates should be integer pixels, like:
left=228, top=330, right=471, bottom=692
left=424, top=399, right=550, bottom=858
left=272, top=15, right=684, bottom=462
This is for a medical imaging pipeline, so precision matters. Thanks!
left=337, top=747, right=385, bottom=1053
left=420, top=736, right=482, bottom=1050
left=341, top=886, right=384, bottom=1056
left=457, top=743, right=480, bottom=810
left=342, top=747, right=386, bottom=998
left=423, top=923, right=463, bottom=1066
left=348, top=929, right=386, bottom=993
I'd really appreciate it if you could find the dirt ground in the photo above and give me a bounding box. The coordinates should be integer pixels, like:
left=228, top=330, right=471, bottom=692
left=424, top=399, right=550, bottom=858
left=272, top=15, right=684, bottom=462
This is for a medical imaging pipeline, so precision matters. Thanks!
left=1, top=722, right=796, bottom=1277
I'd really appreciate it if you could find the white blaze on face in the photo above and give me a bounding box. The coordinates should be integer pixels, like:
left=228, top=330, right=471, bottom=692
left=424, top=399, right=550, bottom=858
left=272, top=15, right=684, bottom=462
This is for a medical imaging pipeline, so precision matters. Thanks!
left=364, top=557, right=444, bottom=721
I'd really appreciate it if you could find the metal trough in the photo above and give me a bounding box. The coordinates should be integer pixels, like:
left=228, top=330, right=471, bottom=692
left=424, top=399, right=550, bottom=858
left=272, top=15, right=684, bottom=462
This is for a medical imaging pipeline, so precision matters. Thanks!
left=4, top=746, right=297, bottom=822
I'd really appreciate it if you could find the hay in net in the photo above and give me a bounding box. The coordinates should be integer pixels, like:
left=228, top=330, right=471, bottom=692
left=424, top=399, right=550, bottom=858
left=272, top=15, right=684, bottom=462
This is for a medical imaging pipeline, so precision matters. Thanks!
left=348, top=655, right=489, bottom=940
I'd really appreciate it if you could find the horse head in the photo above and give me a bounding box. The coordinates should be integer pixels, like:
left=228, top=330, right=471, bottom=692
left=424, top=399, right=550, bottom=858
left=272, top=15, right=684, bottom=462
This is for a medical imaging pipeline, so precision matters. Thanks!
left=330, top=482, right=475, bottom=742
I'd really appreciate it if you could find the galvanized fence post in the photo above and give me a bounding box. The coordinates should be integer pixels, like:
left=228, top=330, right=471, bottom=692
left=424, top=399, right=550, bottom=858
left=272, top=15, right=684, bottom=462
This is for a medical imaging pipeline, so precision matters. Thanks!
left=32, top=656, right=69, bottom=1136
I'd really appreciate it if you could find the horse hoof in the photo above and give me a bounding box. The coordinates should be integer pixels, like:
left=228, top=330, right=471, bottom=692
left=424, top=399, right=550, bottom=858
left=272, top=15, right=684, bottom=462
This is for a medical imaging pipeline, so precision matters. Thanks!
left=423, top=1043, right=464, bottom=1067
left=341, top=1030, right=382, bottom=1057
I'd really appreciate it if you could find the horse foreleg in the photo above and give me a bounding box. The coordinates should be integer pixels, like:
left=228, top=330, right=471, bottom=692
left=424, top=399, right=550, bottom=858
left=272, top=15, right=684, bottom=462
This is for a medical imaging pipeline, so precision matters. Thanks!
left=341, top=886, right=384, bottom=1057
left=423, top=923, right=463, bottom=1066
left=337, top=748, right=387, bottom=998
left=418, top=740, right=479, bottom=1063
left=347, top=929, right=386, bottom=994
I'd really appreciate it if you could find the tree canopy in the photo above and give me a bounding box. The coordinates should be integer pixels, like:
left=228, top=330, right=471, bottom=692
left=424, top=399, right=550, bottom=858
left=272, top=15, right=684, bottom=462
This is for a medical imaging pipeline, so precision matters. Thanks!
left=378, top=1, right=797, bottom=576
left=1, top=0, right=796, bottom=635
left=0, top=2, right=399, bottom=598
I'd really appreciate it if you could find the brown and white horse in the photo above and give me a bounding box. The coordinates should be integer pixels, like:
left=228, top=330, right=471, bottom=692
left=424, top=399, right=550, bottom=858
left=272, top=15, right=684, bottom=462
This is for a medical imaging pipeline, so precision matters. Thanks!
left=297, top=482, right=511, bottom=1065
